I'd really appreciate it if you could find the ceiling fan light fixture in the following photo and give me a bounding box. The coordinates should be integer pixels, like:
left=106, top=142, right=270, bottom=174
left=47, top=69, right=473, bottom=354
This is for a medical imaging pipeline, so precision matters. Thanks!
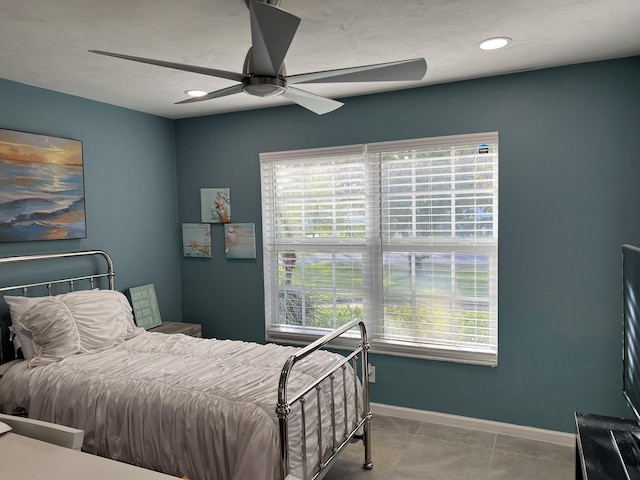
left=242, top=77, right=287, bottom=97
left=184, top=89, right=208, bottom=97
left=244, top=0, right=281, bottom=7
left=478, top=37, right=512, bottom=50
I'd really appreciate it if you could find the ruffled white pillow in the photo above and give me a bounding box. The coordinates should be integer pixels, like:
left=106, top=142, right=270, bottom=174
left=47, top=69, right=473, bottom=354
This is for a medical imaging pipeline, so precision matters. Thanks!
left=58, top=290, right=140, bottom=351
left=18, top=297, right=82, bottom=366
left=4, top=295, right=47, bottom=360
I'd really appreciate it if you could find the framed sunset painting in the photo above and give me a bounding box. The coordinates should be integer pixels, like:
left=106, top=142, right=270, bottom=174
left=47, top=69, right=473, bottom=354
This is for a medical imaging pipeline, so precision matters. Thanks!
left=0, top=128, right=86, bottom=242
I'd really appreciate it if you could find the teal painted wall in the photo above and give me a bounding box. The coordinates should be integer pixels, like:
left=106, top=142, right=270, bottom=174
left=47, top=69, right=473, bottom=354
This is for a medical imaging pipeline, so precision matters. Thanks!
left=1, top=56, right=638, bottom=434
left=176, top=57, right=640, bottom=432
left=0, top=78, right=182, bottom=322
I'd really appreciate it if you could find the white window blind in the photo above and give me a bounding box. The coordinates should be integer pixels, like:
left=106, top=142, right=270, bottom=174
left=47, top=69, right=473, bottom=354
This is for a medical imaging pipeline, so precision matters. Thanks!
left=260, top=133, right=498, bottom=366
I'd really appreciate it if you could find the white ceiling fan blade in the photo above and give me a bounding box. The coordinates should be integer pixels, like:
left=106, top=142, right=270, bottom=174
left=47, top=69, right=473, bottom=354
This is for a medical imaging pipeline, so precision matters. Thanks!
left=175, top=84, right=244, bottom=104
left=283, top=87, right=344, bottom=115
left=249, top=1, right=300, bottom=76
left=89, top=50, right=248, bottom=83
left=286, top=58, right=427, bottom=85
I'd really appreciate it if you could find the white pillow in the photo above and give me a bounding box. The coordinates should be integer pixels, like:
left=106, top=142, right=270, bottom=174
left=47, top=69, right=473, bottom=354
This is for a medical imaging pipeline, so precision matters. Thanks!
left=18, top=297, right=82, bottom=367
left=55, top=290, right=140, bottom=351
left=3, top=295, right=46, bottom=360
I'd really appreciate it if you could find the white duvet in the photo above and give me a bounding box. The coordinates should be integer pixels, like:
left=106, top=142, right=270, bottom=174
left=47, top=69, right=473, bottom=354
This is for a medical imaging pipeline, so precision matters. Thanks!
left=0, top=332, right=362, bottom=480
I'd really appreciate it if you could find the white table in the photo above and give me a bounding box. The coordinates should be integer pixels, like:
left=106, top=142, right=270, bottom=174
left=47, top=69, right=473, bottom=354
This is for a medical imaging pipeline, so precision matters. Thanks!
left=0, top=432, right=182, bottom=480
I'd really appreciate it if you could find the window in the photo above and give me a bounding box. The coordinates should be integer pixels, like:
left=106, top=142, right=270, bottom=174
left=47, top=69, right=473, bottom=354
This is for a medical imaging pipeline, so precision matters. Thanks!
left=260, top=132, right=498, bottom=365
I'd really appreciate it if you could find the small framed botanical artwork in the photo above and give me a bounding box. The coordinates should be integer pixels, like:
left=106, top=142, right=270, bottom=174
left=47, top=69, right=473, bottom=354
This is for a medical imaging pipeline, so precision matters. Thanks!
left=0, top=128, right=86, bottom=242
left=224, top=223, right=256, bottom=259
left=200, top=187, right=230, bottom=223
left=182, top=223, right=212, bottom=258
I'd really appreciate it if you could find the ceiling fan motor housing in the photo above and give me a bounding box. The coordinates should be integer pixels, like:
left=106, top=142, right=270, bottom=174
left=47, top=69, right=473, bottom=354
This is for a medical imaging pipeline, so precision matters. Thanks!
left=242, top=47, right=287, bottom=97
left=243, top=76, right=287, bottom=97
left=245, top=0, right=281, bottom=8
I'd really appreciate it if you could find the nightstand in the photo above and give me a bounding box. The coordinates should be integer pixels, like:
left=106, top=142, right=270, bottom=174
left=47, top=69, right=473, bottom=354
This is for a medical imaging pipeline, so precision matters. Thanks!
left=148, top=322, right=202, bottom=338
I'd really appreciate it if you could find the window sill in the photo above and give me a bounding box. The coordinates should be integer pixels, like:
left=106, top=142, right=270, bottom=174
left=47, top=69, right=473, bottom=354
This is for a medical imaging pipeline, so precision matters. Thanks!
left=266, top=328, right=497, bottom=367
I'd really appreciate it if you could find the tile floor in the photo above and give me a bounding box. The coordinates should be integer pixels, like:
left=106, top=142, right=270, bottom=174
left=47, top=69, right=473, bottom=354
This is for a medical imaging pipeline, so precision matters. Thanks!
left=323, top=414, right=575, bottom=480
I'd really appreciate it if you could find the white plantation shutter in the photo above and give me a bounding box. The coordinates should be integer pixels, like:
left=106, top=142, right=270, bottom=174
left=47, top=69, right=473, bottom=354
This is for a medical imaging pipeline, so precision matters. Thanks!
left=260, top=133, right=498, bottom=365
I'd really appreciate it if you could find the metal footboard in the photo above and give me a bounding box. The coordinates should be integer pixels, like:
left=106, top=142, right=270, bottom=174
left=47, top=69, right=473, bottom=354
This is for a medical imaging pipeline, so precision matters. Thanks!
left=276, top=319, right=372, bottom=480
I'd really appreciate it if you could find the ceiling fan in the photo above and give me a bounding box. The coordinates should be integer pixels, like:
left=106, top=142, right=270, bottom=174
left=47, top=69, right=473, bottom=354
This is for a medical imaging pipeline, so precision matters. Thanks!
left=90, top=0, right=427, bottom=115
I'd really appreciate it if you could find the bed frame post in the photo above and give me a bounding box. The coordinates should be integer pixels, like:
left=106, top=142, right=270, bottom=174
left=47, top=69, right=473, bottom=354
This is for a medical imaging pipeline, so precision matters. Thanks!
left=359, top=322, right=373, bottom=470
left=277, top=356, right=295, bottom=479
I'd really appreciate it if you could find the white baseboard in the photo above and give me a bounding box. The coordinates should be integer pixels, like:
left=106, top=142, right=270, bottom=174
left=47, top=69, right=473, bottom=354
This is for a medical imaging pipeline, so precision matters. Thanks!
left=371, top=402, right=575, bottom=447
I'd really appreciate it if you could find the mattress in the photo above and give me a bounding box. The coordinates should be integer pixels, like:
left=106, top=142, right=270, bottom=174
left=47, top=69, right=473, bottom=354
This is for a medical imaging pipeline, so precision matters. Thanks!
left=0, top=332, right=362, bottom=480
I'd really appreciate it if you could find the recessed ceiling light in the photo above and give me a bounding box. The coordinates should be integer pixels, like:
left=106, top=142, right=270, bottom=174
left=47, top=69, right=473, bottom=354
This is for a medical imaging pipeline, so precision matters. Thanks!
left=184, top=90, right=208, bottom=97
left=478, top=37, right=512, bottom=50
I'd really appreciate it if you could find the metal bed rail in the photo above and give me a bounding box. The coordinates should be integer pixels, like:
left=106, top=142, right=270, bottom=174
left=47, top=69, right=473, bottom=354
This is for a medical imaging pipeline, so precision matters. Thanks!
left=277, top=318, right=372, bottom=480
left=0, top=250, right=115, bottom=294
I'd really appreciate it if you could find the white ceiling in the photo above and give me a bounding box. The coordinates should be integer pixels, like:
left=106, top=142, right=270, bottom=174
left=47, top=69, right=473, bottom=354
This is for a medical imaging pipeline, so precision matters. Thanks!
left=1, top=0, right=639, bottom=119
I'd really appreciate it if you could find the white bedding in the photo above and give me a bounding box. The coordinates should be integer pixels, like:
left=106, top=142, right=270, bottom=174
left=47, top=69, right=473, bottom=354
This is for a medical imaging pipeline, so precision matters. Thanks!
left=0, top=332, right=362, bottom=480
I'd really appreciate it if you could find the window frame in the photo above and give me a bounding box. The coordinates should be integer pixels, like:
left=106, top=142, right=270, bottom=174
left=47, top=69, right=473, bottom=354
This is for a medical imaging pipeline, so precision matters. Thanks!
left=261, top=133, right=498, bottom=366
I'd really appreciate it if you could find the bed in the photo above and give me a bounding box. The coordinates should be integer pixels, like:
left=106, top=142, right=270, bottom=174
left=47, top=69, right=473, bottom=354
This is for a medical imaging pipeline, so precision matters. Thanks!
left=0, top=250, right=372, bottom=480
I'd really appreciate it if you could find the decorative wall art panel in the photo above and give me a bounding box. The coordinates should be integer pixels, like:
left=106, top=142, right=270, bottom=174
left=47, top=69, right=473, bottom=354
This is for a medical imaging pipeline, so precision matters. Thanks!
left=0, top=128, right=86, bottom=242
left=127, top=284, right=162, bottom=330
left=200, top=187, right=230, bottom=223
left=224, top=223, right=256, bottom=259
left=182, top=223, right=212, bottom=258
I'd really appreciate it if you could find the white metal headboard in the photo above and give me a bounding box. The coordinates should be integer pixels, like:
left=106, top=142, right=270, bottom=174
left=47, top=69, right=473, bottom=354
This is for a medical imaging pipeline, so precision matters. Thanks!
left=0, top=250, right=115, bottom=363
